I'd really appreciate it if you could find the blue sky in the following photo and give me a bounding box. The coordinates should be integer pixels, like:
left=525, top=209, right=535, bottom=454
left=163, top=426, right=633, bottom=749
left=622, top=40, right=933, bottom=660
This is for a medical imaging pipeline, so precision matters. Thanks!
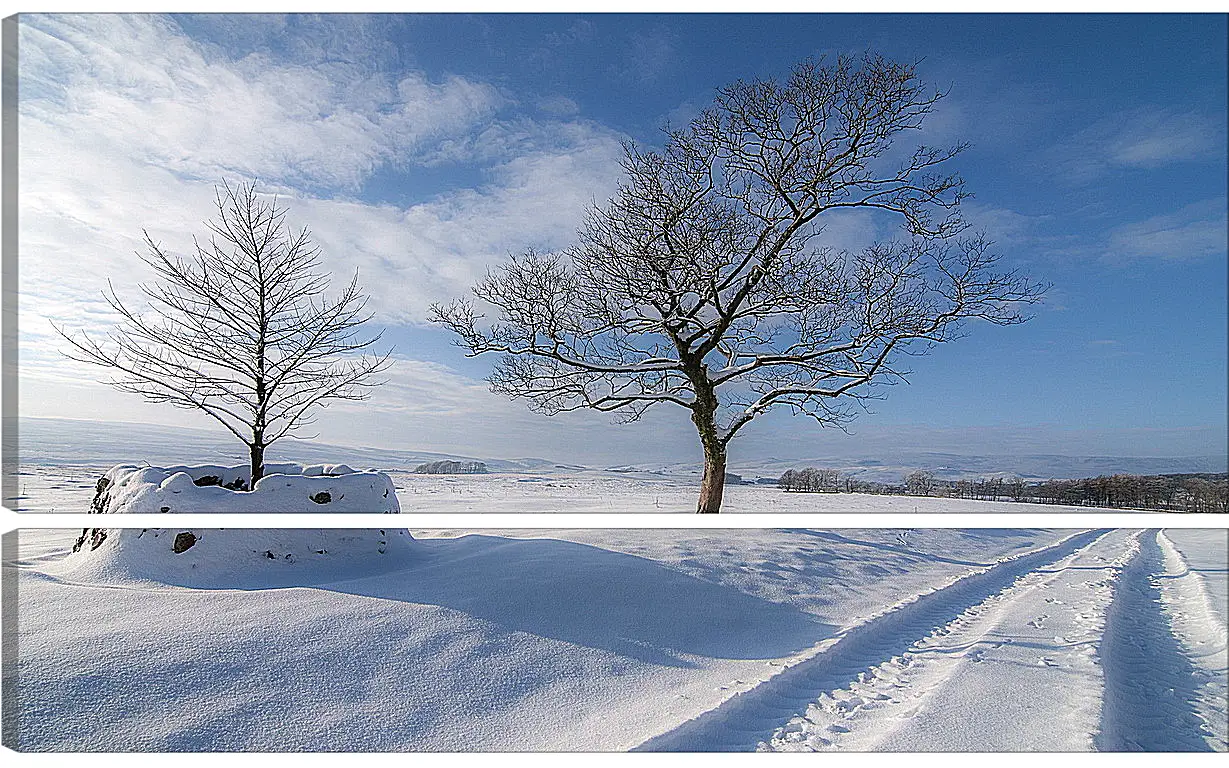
left=16, top=13, right=1228, bottom=464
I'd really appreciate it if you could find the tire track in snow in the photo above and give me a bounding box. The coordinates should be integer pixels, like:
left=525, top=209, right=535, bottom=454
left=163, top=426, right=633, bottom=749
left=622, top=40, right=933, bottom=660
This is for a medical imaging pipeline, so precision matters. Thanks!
left=635, top=528, right=1110, bottom=752
left=1096, top=530, right=1224, bottom=752
left=1155, top=530, right=1229, bottom=750
left=761, top=529, right=1140, bottom=752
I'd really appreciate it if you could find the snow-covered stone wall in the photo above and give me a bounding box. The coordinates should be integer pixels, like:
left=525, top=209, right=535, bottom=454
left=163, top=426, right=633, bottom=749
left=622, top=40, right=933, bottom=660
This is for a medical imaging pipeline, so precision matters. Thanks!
left=88, top=463, right=399, bottom=514
left=67, top=463, right=411, bottom=587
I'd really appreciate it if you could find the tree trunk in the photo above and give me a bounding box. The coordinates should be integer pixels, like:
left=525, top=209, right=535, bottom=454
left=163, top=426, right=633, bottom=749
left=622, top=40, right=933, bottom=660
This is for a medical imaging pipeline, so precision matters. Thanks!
left=249, top=442, right=265, bottom=488
left=697, top=444, right=727, bottom=514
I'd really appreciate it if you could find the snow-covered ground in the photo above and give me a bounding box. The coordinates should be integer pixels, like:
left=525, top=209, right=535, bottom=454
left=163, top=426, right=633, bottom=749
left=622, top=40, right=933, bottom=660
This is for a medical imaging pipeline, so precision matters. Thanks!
left=13, top=463, right=1145, bottom=514
left=10, top=526, right=1225, bottom=751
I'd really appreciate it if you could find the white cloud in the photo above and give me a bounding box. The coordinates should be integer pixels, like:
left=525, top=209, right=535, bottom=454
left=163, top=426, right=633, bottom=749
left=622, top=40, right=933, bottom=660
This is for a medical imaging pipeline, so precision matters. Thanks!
left=1052, top=107, right=1225, bottom=181
left=19, top=13, right=626, bottom=363
left=960, top=203, right=1052, bottom=243
left=614, top=26, right=677, bottom=84
left=20, top=14, right=506, bottom=192
left=958, top=199, right=1227, bottom=268
left=1105, top=198, right=1228, bottom=262
left=13, top=13, right=643, bottom=457
left=536, top=95, right=580, bottom=117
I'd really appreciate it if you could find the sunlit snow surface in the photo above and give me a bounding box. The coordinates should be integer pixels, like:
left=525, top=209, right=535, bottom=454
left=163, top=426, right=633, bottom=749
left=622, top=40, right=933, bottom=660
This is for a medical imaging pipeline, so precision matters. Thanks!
left=11, top=527, right=1226, bottom=751
left=13, top=463, right=1146, bottom=514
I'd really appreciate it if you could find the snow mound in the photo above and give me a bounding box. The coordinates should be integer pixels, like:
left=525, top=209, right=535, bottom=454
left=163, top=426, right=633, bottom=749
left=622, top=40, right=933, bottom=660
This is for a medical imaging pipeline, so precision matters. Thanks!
left=65, top=463, right=411, bottom=587
left=89, top=463, right=398, bottom=513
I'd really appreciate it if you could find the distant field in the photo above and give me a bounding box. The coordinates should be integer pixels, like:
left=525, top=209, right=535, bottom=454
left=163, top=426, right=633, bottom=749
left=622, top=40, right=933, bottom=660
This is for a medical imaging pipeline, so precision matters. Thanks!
left=14, top=463, right=1148, bottom=514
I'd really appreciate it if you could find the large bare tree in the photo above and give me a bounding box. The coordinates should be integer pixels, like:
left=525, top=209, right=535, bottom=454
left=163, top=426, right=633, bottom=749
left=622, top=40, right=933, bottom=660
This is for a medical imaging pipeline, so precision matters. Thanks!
left=433, top=55, right=1046, bottom=513
left=57, top=181, right=391, bottom=485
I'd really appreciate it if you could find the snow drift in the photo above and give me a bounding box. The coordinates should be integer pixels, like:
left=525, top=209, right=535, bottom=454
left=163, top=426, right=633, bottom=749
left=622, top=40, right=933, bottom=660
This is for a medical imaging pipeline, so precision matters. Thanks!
left=66, top=463, right=411, bottom=587
left=87, top=462, right=399, bottom=514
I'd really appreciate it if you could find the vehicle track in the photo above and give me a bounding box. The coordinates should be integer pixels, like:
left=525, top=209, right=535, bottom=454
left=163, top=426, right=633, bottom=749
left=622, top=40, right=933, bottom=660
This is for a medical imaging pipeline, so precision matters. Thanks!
left=1154, top=530, right=1229, bottom=749
left=782, top=528, right=1141, bottom=751
left=1096, top=530, right=1223, bottom=751
left=635, top=528, right=1110, bottom=752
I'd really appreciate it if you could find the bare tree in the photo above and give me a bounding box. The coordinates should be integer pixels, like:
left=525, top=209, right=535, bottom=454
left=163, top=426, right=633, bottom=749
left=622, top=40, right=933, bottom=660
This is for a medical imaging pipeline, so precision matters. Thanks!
left=433, top=55, right=1046, bottom=513
left=906, top=470, right=936, bottom=497
left=56, top=181, right=391, bottom=485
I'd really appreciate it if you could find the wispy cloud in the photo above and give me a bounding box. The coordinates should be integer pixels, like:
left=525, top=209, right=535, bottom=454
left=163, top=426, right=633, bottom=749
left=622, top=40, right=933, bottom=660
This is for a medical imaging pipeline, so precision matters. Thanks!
left=21, top=14, right=505, bottom=192
left=613, top=26, right=677, bottom=84
left=1104, top=198, right=1228, bottom=262
left=17, top=13, right=645, bottom=464
left=960, top=198, right=1228, bottom=267
left=20, top=12, right=626, bottom=368
left=1050, top=106, right=1225, bottom=181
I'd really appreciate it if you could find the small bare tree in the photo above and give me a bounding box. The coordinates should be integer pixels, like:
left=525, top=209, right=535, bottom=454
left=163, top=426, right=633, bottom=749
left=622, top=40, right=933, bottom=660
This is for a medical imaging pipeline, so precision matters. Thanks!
left=905, top=470, right=937, bottom=497
left=56, top=181, right=391, bottom=485
left=433, top=55, right=1046, bottom=513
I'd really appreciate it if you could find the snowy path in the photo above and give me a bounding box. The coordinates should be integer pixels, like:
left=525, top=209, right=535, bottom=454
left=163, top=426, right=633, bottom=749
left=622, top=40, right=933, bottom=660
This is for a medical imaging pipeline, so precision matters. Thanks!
left=1096, top=530, right=1227, bottom=751
left=827, top=529, right=1137, bottom=751
left=637, top=529, right=1110, bottom=751
left=645, top=528, right=1228, bottom=752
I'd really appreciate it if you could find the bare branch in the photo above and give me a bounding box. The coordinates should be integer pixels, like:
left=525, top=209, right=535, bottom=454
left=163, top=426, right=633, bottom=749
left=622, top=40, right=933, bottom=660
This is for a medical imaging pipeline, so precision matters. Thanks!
left=55, top=180, right=393, bottom=483
left=434, top=54, right=1048, bottom=513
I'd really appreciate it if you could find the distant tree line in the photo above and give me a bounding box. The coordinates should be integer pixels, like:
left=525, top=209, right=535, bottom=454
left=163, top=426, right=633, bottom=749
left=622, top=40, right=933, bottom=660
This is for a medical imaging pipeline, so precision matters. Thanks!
left=414, top=460, right=488, bottom=475
left=778, top=468, right=899, bottom=495
left=779, top=468, right=1228, bottom=513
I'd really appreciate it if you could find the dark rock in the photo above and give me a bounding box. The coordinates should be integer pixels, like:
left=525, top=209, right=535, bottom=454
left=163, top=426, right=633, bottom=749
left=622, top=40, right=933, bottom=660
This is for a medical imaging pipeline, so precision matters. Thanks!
left=309, top=491, right=332, bottom=504
left=88, top=476, right=112, bottom=515
left=193, top=475, right=221, bottom=487
left=72, top=528, right=108, bottom=552
left=172, top=532, right=197, bottom=553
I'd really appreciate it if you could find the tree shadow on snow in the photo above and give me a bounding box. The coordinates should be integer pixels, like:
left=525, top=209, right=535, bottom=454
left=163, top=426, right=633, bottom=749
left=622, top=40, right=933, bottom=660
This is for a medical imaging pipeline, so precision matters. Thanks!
left=316, top=535, right=834, bottom=668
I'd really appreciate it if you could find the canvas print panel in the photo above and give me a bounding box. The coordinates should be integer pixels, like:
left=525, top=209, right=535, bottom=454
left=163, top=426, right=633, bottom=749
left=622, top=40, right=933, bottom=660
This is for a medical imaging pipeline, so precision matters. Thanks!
left=4, top=527, right=1226, bottom=751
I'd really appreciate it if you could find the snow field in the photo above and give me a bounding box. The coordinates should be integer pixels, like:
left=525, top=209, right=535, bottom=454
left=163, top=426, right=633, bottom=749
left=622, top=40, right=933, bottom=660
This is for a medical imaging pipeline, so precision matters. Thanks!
left=13, top=527, right=1071, bottom=751
left=16, top=463, right=1150, bottom=514
left=393, top=476, right=1158, bottom=515
left=12, top=527, right=1225, bottom=751
left=1164, top=528, right=1229, bottom=629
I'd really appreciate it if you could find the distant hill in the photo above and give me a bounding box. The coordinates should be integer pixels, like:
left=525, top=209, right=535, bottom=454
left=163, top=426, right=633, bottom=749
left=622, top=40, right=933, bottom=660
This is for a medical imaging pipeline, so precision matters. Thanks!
left=15, top=417, right=552, bottom=473
left=13, top=416, right=1225, bottom=483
